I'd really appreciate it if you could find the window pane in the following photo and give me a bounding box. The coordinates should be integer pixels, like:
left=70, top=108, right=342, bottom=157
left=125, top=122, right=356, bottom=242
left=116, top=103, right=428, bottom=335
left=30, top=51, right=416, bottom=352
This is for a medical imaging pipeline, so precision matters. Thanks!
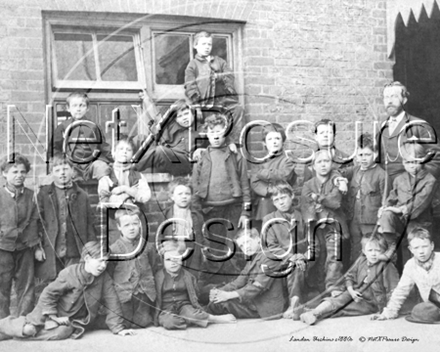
left=212, top=37, right=228, bottom=62
left=99, top=104, right=140, bottom=140
left=54, top=33, right=96, bottom=81
left=97, top=35, right=138, bottom=82
left=154, top=34, right=190, bottom=85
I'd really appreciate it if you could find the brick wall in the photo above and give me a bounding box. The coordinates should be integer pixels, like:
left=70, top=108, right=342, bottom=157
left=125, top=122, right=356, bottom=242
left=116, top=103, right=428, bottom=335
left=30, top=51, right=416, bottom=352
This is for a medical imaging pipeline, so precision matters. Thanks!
left=0, top=0, right=394, bottom=233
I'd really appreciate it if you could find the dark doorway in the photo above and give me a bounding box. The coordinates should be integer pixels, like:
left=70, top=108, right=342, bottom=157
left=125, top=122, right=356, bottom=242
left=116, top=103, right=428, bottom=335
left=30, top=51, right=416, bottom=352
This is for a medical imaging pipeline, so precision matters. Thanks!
left=394, top=2, right=440, bottom=134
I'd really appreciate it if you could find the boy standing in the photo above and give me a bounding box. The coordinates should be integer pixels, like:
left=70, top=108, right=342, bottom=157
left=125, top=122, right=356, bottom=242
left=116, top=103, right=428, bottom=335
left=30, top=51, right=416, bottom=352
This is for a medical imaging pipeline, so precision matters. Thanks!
left=301, top=149, right=349, bottom=295
left=373, top=227, right=440, bottom=321
left=0, top=241, right=134, bottom=340
left=251, top=123, right=298, bottom=225
left=342, top=133, right=391, bottom=262
left=154, top=241, right=235, bottom=330
left=192, top=113, right=251, bottom=285
left=207, top=228, right=287, bottom=319
left=36, top=154, right=97, bottom=288
left=53, top=91, right=112, bottom=181
left=378, top=143, right=437, bottom=264
left=0, top=154, right=41, bottom=319
left=184, top=31, right=243, bottom=143
left=110, top=209, right=156, bottom=329
left=303, top=119, right=352, bottom=183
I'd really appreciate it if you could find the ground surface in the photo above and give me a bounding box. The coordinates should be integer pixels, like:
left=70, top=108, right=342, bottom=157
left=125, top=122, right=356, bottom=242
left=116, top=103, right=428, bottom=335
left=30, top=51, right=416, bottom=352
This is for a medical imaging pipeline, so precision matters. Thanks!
left=1, top=313, right=439, bottom=352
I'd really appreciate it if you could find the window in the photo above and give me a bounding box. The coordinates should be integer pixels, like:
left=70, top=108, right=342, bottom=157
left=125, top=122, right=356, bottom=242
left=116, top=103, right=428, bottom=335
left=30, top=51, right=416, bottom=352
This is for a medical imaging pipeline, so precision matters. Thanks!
left=44, top=12, right=245, bottom=138
left=51, top=27, right=144, bottom=90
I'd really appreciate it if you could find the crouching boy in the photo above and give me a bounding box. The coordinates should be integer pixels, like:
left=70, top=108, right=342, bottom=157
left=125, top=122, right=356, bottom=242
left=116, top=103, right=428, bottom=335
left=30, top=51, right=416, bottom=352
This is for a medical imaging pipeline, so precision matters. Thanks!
left=154, top=241, right=235, bottom=330
left=0, top=242, right=134, bottom=340
left=207, top=228, right=287, bottom=319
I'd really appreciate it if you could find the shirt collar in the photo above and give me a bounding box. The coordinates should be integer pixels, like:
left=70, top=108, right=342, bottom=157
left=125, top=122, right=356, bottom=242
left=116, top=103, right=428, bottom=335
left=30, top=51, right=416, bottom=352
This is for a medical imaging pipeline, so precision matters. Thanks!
left=389, top=110, right=405, bottom=123
left=415, top=252, right=435, bottom=271
left=113, top=163, right=132, bottom=172
left=3, top=184, right=24, bottom=198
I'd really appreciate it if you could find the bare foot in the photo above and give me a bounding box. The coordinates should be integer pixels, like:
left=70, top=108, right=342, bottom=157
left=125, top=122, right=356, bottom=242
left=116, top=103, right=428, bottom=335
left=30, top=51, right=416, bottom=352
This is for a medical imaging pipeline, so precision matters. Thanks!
left=208, top=314, right=237, bottom=324
left=22, top=323, right=37, bottom=337
left=283, top=296, right=300, bottom=319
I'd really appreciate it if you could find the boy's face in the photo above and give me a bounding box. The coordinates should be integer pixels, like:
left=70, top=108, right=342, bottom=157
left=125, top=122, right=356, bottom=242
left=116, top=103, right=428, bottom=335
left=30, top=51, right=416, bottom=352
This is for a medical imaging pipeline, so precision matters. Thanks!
left=236, top=234, right=260, bottom=257
left=357, top=146, right=375, bottom=170
left=85, top=255, right=108, bottom=277
left=314, top=124, right=334, bottom=148
left=52, top=163, right=74, bottom=187
left=362, top=241, right=382, bottom=265
left=313, top=151, right=332, bottom=177
left=271, top=192, right=294, bottom=213
left=163, top=250, right=183, bottom=274
left=409, top=237, right=434, bottom=262
left=207, top=124, right=226, bottom=148
left=194, top=36, right=212, bottom=57
left=403, top=154, right=422, bottom=176
left=117, top=214, right=140, bottom=242
left=170, top=185, right=192, bottom=209
left=67, top=97, right=89, bottom=120
left=2, top=164, right=27, bottom=188
left=265, top=131, right=283, bottom=154
left=175, top=108, right=194, bottom=128
left=114, top=142, right=133, bottom=164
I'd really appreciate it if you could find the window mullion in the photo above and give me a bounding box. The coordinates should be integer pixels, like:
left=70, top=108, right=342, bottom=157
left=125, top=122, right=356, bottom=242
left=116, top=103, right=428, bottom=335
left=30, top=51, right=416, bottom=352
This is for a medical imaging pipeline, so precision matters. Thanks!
left=93, top=32, right=102, bottom=82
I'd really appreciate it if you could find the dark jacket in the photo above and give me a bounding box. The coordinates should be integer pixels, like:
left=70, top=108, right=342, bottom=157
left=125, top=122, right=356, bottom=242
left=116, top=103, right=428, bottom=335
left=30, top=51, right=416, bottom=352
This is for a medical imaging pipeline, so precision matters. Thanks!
left=251, top=152, right=297, bottom=220
left=163, top=205, right=205, bottom=273
left=192, top=146, right=251, bottom=217
left=386, top=169, right=437, bottom=224
left=184, top=54, right=238, bottom=108
left=36, top=183, right=97, bottom=281
left=262, top=209, right=308, bottom=263
left=301, top=170, right=349, bottom=238
left=219, top=251, right=286, bottom=318
left=53, top=117, right=112, bottom=164
left=110, top=237, right=156, bottom=304
left=0, top=186, right=39, bottom=251
left=154, top=268, right=202, bottom=324
left=378, top=113, right=440, bottom=180
left=342, top=164, right=391, bottom=224
left=345, top=255, right=399, bottom=311
left=26, top=263, right=125, bottom=338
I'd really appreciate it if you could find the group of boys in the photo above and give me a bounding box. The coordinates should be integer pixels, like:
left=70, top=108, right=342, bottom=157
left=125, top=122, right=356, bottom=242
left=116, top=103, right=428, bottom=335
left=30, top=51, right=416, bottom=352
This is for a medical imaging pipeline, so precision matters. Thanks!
left=1, top=30, right=440, bottom=341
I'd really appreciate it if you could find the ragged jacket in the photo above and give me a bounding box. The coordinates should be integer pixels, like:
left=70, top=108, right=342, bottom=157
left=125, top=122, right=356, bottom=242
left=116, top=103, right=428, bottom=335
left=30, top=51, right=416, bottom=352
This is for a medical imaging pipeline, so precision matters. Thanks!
left=219, top=251, right=286, bottom=318
left=385, top=169, right=437, bottom=224
left=192, top=146, right=251, bottom=217
left=345, top=255, right=399, bottom=311
left=0, top=186, right=40, bottom=251
left=36, top=183, right=97, bottom=281
left=154, top=268, right=202, bottom=324
left=110, top=237, right=157, bottom=304
left=342, top=164, right=391, bottom=224
left=184, top=54, right=238, bottom=108
left=26, top=263, right=125, bottom=338
left=251, top=152, right=297, bottom=220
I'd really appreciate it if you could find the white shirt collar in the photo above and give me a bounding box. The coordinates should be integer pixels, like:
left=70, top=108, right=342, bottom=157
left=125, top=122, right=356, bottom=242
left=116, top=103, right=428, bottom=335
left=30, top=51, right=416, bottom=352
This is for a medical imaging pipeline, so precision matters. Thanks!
left=390, top=110, right=405, bottom=123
